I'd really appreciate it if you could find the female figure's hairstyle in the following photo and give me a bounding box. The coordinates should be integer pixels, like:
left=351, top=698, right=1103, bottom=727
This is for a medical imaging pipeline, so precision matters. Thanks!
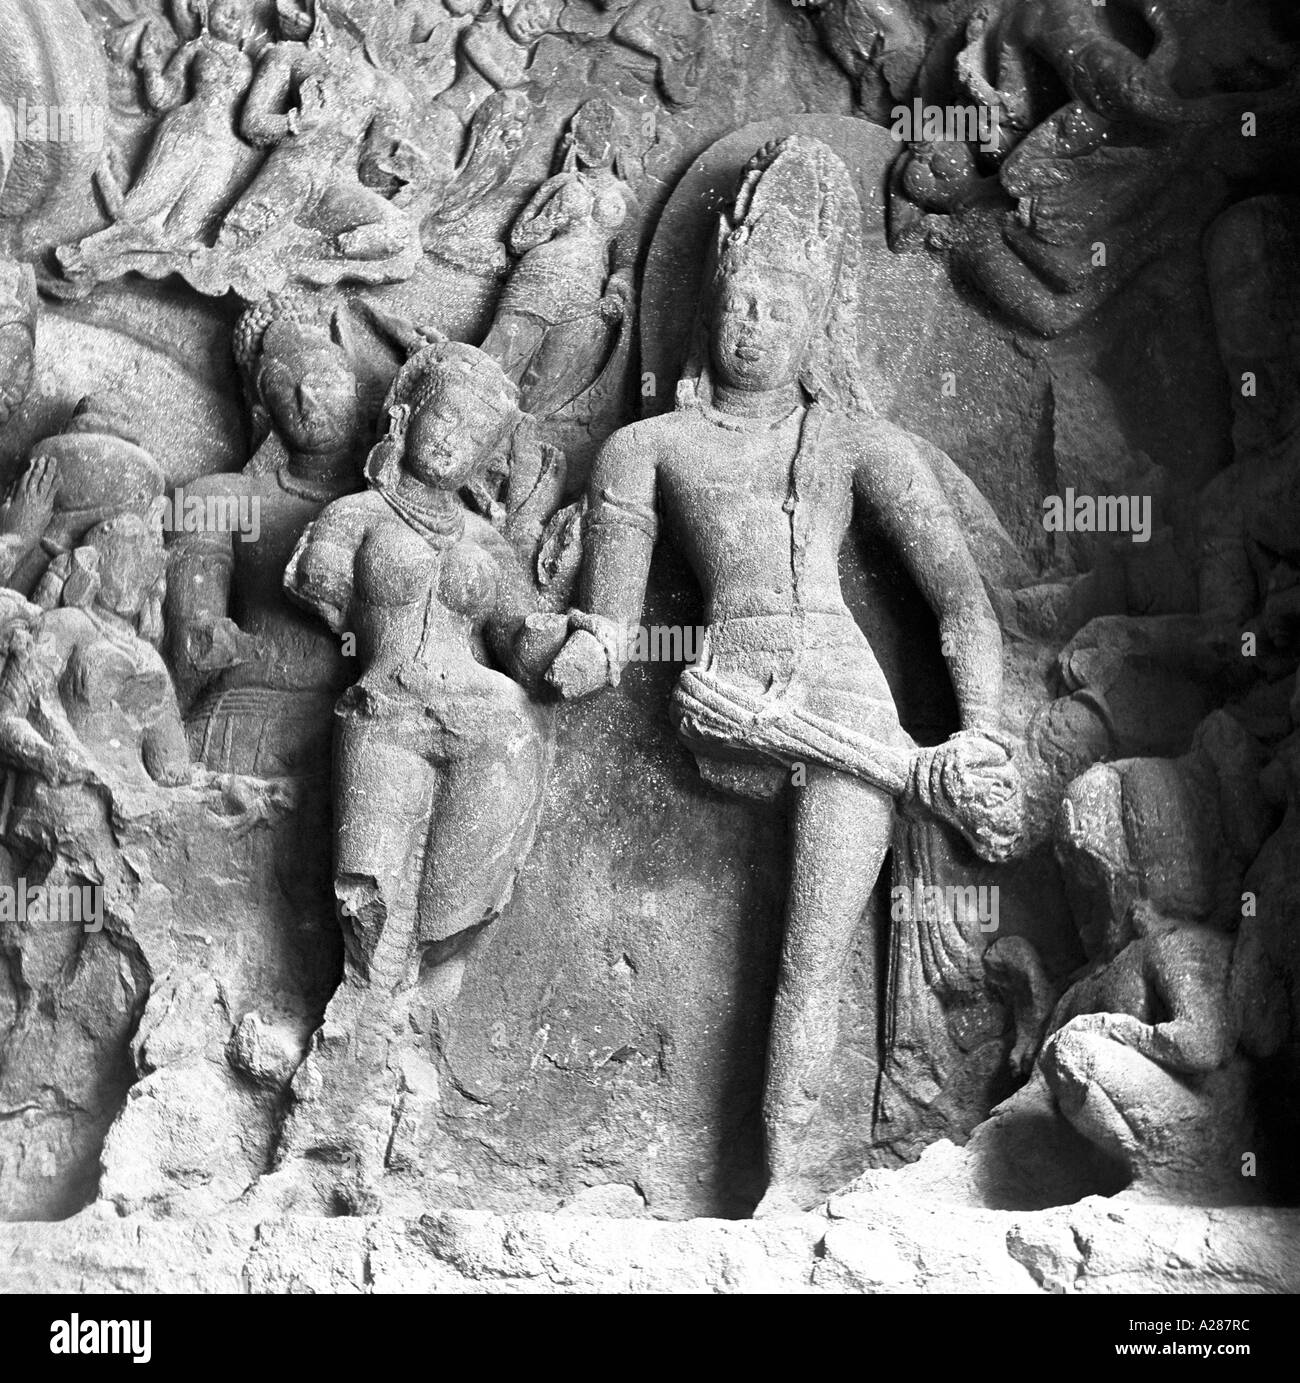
left=364, top=336, right=522, bottom=492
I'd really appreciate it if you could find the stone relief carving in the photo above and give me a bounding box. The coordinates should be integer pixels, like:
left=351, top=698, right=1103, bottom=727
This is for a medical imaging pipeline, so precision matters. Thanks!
left=0, top=0, right=1297, bottom=1294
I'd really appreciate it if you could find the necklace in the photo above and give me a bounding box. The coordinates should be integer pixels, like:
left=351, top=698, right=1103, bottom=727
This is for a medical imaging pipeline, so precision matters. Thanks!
left=700, top=395, right=803, bottom=432
left=374, top=483, right=466, bottom=549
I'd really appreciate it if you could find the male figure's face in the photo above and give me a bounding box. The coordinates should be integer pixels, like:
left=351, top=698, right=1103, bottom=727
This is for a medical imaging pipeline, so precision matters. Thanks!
left=262, top=348, right=359, bottom=456
left=710, top=269, right=815, bottom=394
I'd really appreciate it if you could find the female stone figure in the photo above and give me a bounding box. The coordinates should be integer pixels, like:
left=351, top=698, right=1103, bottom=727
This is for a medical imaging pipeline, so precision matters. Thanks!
left=165, top=296, right=365, bottom=775
left=547, top=136, right=1022, bottom=1212
left=279, top=339, right=572, bottom=1202
left=480, top=97, right=638, bottom=419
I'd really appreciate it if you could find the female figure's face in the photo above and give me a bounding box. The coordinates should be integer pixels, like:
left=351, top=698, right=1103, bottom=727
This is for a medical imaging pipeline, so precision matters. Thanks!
left=261, top=348, right=360, bottom=456
left=710, top=269, right=817, bottom=394
left=0, top=322, right=34, bottom=427
left=405, top=375, right=508, bottom=491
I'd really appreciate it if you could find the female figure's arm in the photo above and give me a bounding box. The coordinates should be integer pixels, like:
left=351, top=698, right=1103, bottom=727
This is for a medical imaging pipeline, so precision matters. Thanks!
left=139, top=30, right=197, bottom=113
left=507, top=175, right=576, bottom=256
left=241, top=43, right=299, bottom=146
left=477, top=521, right=550, bottom=687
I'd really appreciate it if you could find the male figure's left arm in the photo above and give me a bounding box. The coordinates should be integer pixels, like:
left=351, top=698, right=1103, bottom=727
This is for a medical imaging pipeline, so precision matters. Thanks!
left=853, top=420, right=1003, bottom=732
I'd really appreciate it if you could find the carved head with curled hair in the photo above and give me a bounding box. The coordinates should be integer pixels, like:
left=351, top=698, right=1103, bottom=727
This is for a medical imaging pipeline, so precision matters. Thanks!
left=0, top=260, right=38, bottom=428
left=234, top=294, right=361, bottom=462
left=365, top=337, right=523, bottom=496
left=679, top=136, right=868, bottom=414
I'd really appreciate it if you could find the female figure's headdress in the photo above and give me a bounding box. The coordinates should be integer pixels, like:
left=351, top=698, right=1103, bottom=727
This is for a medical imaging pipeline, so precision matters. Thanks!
left=364, top=334, right=522, bottom=493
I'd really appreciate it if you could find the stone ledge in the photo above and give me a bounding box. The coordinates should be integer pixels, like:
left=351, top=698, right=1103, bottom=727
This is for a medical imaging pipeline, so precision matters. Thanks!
left=3, top=1196, right=1297, bottom=1294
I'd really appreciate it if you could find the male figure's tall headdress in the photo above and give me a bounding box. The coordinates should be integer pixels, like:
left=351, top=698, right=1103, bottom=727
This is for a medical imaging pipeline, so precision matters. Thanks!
left=679, top=135, right=868, bottom=413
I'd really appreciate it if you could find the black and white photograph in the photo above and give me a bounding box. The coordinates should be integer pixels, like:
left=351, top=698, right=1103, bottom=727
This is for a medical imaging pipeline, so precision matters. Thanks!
left=0, top=0, right=1296, bottom=1330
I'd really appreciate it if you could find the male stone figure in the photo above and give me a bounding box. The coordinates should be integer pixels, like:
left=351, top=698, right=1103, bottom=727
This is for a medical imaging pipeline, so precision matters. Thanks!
left=544, top=136, right=1021, bottom=1211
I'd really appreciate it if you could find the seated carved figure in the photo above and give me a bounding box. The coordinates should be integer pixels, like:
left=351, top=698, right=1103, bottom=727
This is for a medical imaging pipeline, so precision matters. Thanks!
left=166, top=296, right=365, bottom=775
left=55, top=0, right=260, bottom=294
left=0, top=398, right=167, bottom=600
left=0, top=512, right=190, bottom=819
left=1038, top=712, right=1281, bottom=1203
left=208, top=0, right=419, bottom=295
left=545, top=136, right=1023, bottom=1212
left=279, top=338, right=572, bottom=1204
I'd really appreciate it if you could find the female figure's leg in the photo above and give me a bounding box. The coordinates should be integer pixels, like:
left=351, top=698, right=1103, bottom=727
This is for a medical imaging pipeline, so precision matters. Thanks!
left=414, top=690, right=551, bottom=1015
left=272, top=718, right=437, bottom=1200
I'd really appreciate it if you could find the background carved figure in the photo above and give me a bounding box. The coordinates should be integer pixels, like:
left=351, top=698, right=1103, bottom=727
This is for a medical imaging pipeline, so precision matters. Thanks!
left=480, top=97, right=638, bottom=423
left=165, top=294, right=365, bottom=773
left=56, top=0, right=262, bottom=293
